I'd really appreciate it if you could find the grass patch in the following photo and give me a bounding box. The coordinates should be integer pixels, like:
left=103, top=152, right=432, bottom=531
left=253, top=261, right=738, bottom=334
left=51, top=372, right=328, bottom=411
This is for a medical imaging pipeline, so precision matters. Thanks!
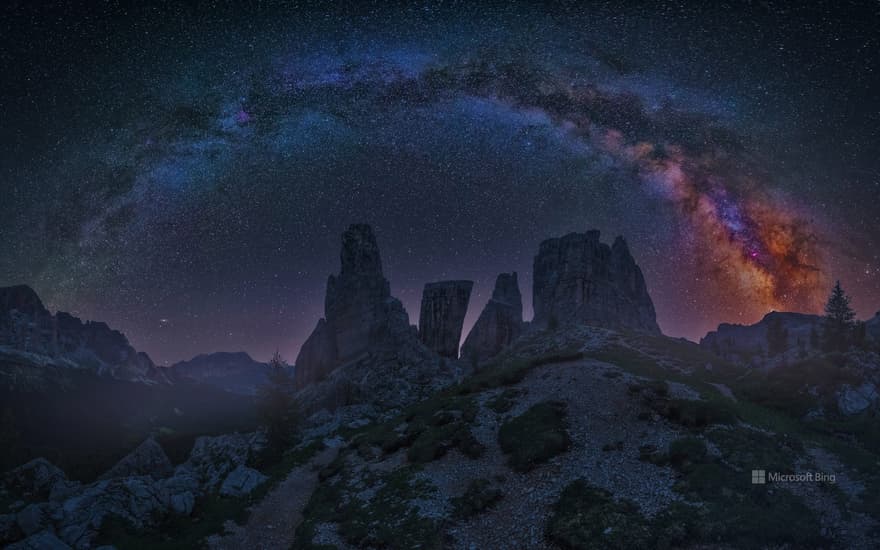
left=295, top=465, right=442, bottom=549
left=458, top=350, right=584, bottom=394
left=487, top=388, right=522, bottom=414
left=546, top=480, right=653, bottom=549
left=452, top=478, right=502, bottom=518
left=499, top=400, right=570, bottom=472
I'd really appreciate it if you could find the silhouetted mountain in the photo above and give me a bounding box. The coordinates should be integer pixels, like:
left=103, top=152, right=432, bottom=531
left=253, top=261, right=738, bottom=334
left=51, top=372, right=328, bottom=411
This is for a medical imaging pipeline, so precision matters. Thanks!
left=169, top=351, right=274, bottom=395
left=0, top=285, right=168, bottom=387
left=700, top=311, right=823, bottom=364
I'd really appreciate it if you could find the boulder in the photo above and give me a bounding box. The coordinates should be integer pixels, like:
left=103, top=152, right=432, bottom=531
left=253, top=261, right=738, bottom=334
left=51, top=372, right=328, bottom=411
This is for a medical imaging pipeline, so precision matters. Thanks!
left=837, top=383, right=880, bottom=416
left=1, top=513, right=23, bottom=545
left=101, top=438, right=173, bottom=481
left=56, top=476, right=167, bottom=548
left=3, top=458, right=78, bottom=502
left=15, top=503, right=48, bottom=537
left=219, top=465, right=268, bottom=497
left=418, top=281, right=473, bottom=358
left=532, top=231, right=660, bottom=334
left=184, top=432, right=266, bottom=491
left=461, top=272, right=523, bottom=363
left=7, top=531, right=72, bottom=550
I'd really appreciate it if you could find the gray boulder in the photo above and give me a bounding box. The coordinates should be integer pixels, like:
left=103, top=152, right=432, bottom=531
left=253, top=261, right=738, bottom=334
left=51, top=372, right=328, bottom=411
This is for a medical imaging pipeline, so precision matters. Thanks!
left=461, top=272, right=523, bottom=363
left=183, top=431, right=266, bottom=491
left=101, top=438, right=173, bottom=481
left=219, top=465, right=268, bottom=497
left=532, top=231, right=660, bottom=334
left=7, top=531, right=72, bottom=550
left=56, top=476, right=166, bottom=548
left=15, top=503, right=48, bottom=537
left=837, top=383, right=880, bottom=416
left=3, top=459, right=79, bottom=502
left=1, top=513, right=23, bottom=545
left=418, top=280, right=473, bottom=358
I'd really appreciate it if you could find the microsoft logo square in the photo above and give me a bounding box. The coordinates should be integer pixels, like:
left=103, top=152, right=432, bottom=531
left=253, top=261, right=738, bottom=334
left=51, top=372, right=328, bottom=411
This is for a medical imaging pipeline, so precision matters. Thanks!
left=751, top=470, right=766, bottom=484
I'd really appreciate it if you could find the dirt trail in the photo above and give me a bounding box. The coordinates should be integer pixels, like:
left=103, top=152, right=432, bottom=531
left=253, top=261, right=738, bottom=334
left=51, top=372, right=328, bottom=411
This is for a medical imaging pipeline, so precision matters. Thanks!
left=208, top=439, right=343, bottom=550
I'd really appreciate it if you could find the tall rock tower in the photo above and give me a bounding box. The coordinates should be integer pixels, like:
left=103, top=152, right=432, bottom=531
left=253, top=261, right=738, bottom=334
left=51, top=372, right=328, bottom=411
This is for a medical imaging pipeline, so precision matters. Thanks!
left=418, top=281, right=473, bottom=358
left=461, top=272, right=523, bottom=363
left=532, top=230, right=660, bottom=334
left=294, top=224, right=416, bottom=389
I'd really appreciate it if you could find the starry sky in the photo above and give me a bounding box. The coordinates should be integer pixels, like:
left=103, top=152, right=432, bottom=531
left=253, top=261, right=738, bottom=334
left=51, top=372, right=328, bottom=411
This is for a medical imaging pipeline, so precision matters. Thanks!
left=1, top=1, right=878, bottom=365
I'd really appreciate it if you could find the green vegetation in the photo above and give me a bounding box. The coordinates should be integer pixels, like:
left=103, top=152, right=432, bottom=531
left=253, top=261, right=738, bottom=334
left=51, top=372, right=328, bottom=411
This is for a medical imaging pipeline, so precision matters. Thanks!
left=550, top=425, right=826, bottom=550
left=667, top=436, right=707, bottom=472
left=257, top=351, right=299, bottom=463
left=498, top=400, right=570, bottom=472
left=457, top=349, right=584, bottom=394
left=546, top=480, right=653, bottom=549
left=348, top=393, right=483, bottom=464
left=452, top=478, right=503, bottom=518
left=486, top=388, right=522, bottom=413
left=822, top=281, right=857, bottom=352
left=295, top=465, right=442, bottom=549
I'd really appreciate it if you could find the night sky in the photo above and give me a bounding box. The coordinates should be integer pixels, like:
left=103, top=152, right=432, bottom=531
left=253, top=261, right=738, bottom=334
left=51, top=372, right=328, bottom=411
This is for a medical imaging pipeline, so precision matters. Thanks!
left=1, top=1, right=878, bottom=365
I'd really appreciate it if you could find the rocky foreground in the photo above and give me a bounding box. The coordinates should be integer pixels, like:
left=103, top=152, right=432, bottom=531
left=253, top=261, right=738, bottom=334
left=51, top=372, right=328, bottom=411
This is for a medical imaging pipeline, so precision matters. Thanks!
left=3, top=224, right=880, bottom=549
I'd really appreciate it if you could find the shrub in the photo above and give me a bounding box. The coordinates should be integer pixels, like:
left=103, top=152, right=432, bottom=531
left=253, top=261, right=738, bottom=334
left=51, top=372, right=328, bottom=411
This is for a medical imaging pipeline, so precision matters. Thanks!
left=452, top=479, right=502, bottom=518
left=547, top=480, right=652, bottom=549
left=499, top=401, right=571, bottom=472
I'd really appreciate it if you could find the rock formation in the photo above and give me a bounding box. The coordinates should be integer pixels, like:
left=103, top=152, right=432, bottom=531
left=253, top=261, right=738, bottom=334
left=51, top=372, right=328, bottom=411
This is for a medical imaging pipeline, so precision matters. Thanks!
left=100, top=437, right=173, bottom=481
left=418, top=280, right=473, bottom=357
left=293, top=224, right=464, bottom=412
left=532, top=231, right=660, bottom=334
left=699, top=311, right=823, bottom=360
left=461, top=272, right=523, bottom=363
left=294, top=224, right=419, bottom=389
left=0, top=285, right=169, bottom=385
left=0, top=432, right=267, bottom=549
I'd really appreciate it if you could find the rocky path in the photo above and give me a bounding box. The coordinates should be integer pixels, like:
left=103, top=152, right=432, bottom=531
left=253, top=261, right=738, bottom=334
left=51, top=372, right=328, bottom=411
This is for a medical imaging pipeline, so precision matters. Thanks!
left=207, top=438, right=344, bottom=550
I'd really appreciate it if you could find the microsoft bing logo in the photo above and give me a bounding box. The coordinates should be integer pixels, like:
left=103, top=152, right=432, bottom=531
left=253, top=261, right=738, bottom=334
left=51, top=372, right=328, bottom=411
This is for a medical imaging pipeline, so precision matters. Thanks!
left=751, top=470, right=766, bottom=484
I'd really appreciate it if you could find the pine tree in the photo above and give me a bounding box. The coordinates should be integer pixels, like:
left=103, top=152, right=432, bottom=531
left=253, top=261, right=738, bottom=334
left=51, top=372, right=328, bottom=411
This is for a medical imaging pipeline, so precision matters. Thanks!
left=821, top=281, right=856, bottom=352
left=258, top=350, right=299, bottom=462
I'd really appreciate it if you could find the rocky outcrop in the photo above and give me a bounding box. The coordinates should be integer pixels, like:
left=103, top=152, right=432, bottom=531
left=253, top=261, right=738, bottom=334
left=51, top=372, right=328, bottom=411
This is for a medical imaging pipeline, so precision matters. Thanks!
left=294, top=224, right=422, bottom=389
left=7, top=531, right=71, bottom=549
left=532, top=231, right=660, bottom=334
left=219, top=465, right=268, bottom=497
left=293, top=224, right=463, bottom=412
left=837, top=382, right=880, bottom=416
left=100, top=438, right=173, bottom=481
left=461, top=273, right=523, bottom=363
left=0, top=431, right=267, bottom=549
left=2, top=458, right=80, bottom=503
left=169, top=351, right=273, bottom=395
left=418, top=281, right=473, bottom=358
left=0, top=285, right=169, bottom=386
left=700, top=311, right=823, bottom=360
left=867, top=312, right=880, bottom=344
